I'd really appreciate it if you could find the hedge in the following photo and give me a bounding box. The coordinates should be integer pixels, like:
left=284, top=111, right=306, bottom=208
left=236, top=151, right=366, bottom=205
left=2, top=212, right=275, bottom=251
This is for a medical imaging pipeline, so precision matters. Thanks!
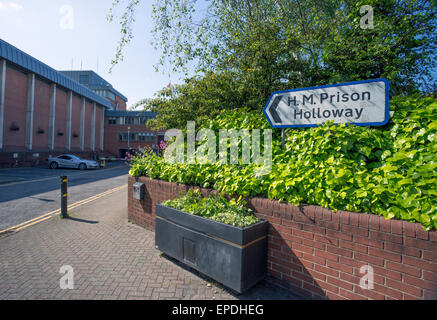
left=129, top=95, right=437, bottom=230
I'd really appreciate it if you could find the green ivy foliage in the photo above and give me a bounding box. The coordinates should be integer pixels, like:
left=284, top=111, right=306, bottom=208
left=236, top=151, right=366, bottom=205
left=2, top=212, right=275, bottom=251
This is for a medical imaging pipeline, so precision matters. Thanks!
left=162, top=190, right=259, bottom=228
left=130, top=95, right=437, bottom=230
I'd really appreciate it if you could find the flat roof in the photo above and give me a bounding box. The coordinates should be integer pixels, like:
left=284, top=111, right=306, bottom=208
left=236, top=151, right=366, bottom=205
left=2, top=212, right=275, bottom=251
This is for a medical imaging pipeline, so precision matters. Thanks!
left=60, top=70, right=128, bottom=102
left=0, top=39, right=112, bottom=109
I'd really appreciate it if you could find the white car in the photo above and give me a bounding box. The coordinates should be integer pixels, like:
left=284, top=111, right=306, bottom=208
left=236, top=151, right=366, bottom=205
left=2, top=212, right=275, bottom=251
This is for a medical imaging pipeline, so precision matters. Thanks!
left=48, top=154, right=100, bottom=170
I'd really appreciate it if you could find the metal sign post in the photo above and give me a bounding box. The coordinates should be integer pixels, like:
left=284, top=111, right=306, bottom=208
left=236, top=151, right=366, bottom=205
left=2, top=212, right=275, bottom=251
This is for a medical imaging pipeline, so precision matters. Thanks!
left=60, top=176, right=68, bottom=218
left=281, top=128, right=285, bottom=150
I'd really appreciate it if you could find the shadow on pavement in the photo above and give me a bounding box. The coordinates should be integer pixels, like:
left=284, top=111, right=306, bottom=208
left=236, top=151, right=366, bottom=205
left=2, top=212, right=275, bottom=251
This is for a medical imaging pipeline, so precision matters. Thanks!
left=66, top=217, right=99, bottom=224
left=28, top=196, right=56, bottom=202
left=161, top=253, right=303, bottom=300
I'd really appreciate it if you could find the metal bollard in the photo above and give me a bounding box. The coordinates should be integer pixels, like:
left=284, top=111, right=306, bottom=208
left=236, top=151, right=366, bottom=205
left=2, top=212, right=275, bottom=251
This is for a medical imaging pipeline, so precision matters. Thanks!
left=60, top=176, right=68, bottom=218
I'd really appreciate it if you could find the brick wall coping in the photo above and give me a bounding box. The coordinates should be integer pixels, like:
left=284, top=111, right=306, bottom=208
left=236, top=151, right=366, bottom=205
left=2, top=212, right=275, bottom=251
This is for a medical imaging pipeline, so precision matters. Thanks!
left=131, top=175, right=436, bottom=242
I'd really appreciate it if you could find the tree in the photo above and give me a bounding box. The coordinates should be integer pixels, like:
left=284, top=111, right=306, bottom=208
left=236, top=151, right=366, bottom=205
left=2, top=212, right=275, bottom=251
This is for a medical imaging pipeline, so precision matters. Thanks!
left=323, top=0, right=437, bottom=95
left=133, top=72, right=256, bottom=130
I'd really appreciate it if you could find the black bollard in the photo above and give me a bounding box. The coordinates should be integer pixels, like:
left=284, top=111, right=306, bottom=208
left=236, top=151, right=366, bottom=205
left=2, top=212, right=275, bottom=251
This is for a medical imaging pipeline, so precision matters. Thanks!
left=60, top=176, right=68, bottom=218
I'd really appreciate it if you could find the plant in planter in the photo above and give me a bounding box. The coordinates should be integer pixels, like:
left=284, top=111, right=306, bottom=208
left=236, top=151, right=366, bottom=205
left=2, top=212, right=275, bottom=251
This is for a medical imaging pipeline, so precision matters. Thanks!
left=155, top=190, right=268, bottom=294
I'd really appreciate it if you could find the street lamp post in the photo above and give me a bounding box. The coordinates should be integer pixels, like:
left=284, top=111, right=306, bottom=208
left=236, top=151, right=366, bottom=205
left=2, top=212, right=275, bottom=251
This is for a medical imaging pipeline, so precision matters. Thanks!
left=128, top=126, right=131, bottom=150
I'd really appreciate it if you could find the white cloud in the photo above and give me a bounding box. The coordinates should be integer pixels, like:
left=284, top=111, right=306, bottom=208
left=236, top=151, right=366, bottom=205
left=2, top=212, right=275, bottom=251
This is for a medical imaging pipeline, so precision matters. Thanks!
left=0, top=1, right=24, bottom=12
left=8, top=2, right=23, bottom=11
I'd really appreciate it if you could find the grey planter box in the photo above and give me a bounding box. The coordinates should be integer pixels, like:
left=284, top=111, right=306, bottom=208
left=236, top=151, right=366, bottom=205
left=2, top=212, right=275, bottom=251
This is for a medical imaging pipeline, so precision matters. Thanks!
left=155, top=204, right=268, bottom=294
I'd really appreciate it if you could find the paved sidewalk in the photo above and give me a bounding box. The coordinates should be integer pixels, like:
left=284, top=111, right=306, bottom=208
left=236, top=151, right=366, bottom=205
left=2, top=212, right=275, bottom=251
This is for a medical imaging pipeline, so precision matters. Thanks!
left=0, top=186, right=299, bottom=300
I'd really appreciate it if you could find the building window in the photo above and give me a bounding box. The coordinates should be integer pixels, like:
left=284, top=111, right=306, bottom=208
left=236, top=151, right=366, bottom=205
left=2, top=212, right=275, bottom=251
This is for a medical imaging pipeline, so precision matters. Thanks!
left=118, top=133, right=129, bottom=141
left=141, top=116, right=153, bottom=124
left=138, top=132, right=155, bottom=142
left=95, top=90, right=107, bottom=98
left=108, top=117, right=116, bottom=125
left=125, top=117, right=135, bottom=125
left=106, top=91, right=116, bottom=100
left=138, top=133, right=146, bottom=141
left=119, top=132, right=155, bottom=142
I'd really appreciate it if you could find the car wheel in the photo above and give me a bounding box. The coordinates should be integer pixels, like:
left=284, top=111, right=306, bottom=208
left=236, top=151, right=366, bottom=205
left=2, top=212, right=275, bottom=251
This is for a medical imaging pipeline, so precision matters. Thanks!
left=79, top=163, right=87, bottom=171
left=50, top=162, right=58, bottom=169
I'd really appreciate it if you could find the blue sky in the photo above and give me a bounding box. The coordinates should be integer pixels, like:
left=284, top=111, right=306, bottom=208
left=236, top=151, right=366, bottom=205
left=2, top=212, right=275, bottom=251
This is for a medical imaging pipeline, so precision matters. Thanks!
left=0, top=0, right=182, bottom=108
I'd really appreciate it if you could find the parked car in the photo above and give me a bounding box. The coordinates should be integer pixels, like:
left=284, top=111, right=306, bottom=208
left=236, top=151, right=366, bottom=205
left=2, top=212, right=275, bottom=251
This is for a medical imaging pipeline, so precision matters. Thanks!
left=48, top=154, right=100, bottom=170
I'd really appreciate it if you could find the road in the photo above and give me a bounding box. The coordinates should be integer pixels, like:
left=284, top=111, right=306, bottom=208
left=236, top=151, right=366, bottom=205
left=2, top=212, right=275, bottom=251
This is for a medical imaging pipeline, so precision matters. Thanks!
left=0, top=163, right=130, bottom=231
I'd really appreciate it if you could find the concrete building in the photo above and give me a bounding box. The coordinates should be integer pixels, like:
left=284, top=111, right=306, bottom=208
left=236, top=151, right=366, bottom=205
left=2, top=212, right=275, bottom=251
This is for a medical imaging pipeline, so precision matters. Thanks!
left=0, top=39, right=110, bottom=167
left=59, top=70, right=128, bottom=111
left=104, top=110, right=165, bottom=158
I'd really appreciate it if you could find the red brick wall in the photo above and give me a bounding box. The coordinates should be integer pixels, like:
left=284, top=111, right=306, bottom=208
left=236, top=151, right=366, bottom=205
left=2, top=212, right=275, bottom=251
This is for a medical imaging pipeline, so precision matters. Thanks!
left=1, top=64, right=107, bottom=160
left=105, top=95, right=127, bottom=111
left=103, top=120, right=119, bottom=156
left=115, top=95, right=127, bottom=111
left=54, top=88, right=67, bottom=151
left=104, top=122, right=157, bottom=156
left=32, top=78, right=50, bottom=150
left=3, top=66, right=27, bottom=151
left=128, top=175, right=437, bottom=300
left=70, top=95, right=82, bottom=151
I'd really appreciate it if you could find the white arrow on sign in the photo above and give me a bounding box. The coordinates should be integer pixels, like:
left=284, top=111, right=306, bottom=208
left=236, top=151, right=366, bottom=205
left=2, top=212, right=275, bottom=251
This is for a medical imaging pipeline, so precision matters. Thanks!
left=263, top=79, right=389, bottom=128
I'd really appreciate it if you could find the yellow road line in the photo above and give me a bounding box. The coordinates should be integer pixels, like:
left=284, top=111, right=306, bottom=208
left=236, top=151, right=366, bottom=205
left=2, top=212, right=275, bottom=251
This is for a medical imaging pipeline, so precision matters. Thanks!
left=0, top=186, right=125, bottom=233
left=0, top=184, right=127, bottom=235
left=0, top=208, right=61, bottom=233
left=13, top=215, right=54, bottom=232
left=3, top=185, right=127, bottom=233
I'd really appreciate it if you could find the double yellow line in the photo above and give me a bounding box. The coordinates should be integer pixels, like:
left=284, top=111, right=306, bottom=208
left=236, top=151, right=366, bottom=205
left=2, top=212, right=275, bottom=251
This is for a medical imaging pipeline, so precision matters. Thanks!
left=0, top=184, right=127, bottom=235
